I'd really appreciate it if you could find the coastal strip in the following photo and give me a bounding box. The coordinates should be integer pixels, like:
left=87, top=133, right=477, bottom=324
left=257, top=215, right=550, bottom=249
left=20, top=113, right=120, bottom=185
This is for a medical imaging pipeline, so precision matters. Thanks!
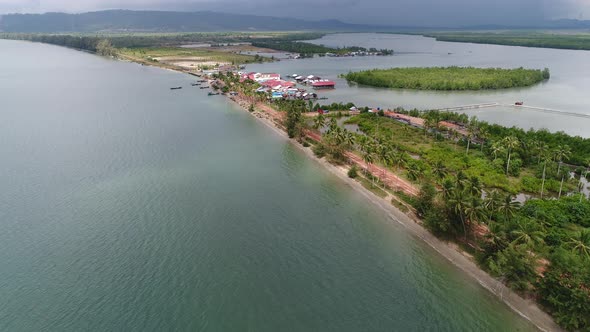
left=224, top=92, right=561, bottom=332
left=118, top=55, right=562, bottom=331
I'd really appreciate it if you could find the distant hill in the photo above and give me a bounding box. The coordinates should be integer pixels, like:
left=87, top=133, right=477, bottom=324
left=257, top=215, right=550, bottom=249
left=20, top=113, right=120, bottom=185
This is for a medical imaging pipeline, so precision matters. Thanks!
left=0, top=10, right=385, bottom=33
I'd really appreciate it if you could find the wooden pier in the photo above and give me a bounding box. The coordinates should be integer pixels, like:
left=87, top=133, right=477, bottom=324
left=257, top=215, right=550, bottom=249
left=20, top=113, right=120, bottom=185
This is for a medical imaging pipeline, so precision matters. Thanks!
left=436, top=102, right=500, bottom=112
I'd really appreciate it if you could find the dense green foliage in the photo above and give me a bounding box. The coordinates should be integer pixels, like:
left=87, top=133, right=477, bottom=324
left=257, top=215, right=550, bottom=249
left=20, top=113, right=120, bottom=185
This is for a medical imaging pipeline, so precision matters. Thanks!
left=344, top=66, right=549, bottom=90
left=537, top=249, right=590, bottom=330
left=251, top=40, right=392, bottom=56
left=403, top=109, right=590, bottom=166
left=476, top=196, right=590, bottom=331
left=425, top=31, right=590, bottom=51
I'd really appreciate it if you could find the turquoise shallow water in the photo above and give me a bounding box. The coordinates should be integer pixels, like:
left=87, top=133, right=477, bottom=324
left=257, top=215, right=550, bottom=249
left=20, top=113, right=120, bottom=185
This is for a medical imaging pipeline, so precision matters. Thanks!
left=0, top=40, right=534, bottom=331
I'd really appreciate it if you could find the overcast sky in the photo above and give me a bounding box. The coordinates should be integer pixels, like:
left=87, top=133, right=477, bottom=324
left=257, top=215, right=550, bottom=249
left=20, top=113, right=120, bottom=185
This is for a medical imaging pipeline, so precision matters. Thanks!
left=1, top=0, right=590, bottom=26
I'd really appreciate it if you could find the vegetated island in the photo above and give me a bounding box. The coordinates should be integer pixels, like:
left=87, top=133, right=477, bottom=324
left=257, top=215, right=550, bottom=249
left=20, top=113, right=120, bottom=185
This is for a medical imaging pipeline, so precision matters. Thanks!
left=343, top=66, right=550, bottom=91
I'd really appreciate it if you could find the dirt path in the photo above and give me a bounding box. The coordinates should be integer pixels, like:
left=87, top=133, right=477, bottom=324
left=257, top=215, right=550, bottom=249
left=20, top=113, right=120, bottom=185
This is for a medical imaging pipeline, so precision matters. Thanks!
left=305, top=130, right=419, bottom=197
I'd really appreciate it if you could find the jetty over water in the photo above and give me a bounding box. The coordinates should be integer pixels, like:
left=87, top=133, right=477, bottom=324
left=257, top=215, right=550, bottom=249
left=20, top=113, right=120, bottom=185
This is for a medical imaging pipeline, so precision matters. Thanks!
left=432, top=102, right=590, bottom=119
left=435, top=102, right=500, bottom=112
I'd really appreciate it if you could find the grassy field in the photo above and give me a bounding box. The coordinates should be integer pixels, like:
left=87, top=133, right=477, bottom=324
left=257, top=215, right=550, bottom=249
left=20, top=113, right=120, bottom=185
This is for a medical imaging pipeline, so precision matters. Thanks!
left=118, top=47, right=264, bottom=68
left=343, top=66, right=549, bottom=90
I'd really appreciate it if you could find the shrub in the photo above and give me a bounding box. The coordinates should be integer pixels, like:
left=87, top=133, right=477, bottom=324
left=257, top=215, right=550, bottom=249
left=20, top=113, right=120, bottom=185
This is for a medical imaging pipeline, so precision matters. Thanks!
left=312, top=144, right=327, bottom=158
left=348, top=166, right=358, bottom=178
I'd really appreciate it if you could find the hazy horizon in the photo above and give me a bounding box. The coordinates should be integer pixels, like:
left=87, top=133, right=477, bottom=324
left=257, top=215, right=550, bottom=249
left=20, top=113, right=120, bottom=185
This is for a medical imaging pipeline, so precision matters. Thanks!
left=1, top=0, right=590, bottom=27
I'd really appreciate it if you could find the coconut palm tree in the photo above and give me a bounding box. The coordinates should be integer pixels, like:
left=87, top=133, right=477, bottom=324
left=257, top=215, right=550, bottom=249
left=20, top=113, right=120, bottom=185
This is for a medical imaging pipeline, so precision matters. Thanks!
left=377, top=143, right=390, bottom=178
left=344, top=130, right=355, bottom=149
left=441, top=178, right=455, bottom=201
left=313, top=112, right=326, bottom=131
left=356, top=135, right=369, bottom=153
left=465, top=117, right=479, bottom=155
left=553, top=144, right=572, bottom=174
left=464, top=197, right=485, bottom=227
left=533, top=141, right=549, bottom=164
left=328, top=117, right=338, bottom=133
left=490, top=141, right=503, bottom=161
left=567, top=229, right=590, bottom=259
left=485, top=221, right=508, bottom=252
left=423, top=117, right=436, bottom=137
left=406, top=162, right=421, bottom=182
left=390, top=150, right=407, bottom=171
left=448, top=189, right=470, bottom=240
left=467, top=176, right=482, bottom=197
left=432, top=160, right=448, bottom=181
left=478, top=126, right=489, bottom=152
left=540, top=151, right=551, bottom=199
left=448, top=128, right=459, bottom=149
left=455, top=171, right=468, bottom=192
left=465, top=132, right=474, bottom=155
left=557, top=166, right=570, bottom=199
left=498, top=193, right=520, bottom=220
left=510, top=218, right=545, bottom=249
left=502, top=136, right=520, bottom=175
left=483, top=189, right=504, bottom=215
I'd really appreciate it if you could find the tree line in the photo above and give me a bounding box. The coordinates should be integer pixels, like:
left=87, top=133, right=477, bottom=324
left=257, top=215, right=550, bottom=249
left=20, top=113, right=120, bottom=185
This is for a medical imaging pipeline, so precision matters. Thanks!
left=425, top=31, right=590, bottom=51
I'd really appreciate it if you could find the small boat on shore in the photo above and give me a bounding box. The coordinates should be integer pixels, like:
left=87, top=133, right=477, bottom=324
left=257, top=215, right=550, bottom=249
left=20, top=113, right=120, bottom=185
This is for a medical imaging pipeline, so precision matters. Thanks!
left=208, top=92, right=220, bottom=96
left=200, top=86, right=209, bottom=89
left=170, top=87, right=182, bottom=90
left=191, top=83, right=201, bottom=86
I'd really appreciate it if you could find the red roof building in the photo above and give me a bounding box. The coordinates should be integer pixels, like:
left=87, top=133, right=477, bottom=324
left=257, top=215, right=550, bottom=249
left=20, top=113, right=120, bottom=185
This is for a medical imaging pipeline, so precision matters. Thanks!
left=312, top=80, right=336, bottom=89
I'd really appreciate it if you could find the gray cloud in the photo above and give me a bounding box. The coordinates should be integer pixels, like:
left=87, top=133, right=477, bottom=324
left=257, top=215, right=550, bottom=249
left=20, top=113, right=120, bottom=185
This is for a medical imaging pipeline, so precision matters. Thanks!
left=0, top=0, right=588, bottom=26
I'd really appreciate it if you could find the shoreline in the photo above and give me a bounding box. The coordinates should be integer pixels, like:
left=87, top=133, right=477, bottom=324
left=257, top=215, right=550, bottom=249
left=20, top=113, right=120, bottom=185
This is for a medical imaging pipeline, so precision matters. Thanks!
left=137, top=58, right=561, bottom=331
left=224, top=92, right=562, bottom=332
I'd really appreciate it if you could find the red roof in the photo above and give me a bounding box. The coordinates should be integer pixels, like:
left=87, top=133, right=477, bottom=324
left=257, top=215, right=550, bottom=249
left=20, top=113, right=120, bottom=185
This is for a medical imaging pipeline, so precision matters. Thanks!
left=261, top=80, right=295, bottom=88
left=312, top=80, right=335, bottom=87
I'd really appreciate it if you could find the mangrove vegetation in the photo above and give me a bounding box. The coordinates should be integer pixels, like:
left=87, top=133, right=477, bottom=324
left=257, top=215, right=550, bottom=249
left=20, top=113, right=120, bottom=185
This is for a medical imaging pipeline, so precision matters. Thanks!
left=424, top=31, right=590, bottom=51
left=343, top=66, right=550, bottom=90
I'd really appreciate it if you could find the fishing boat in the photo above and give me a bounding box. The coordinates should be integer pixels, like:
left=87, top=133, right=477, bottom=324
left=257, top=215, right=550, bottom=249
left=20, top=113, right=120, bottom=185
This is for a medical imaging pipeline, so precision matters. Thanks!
left=515, top=101, right=524, bottom=106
